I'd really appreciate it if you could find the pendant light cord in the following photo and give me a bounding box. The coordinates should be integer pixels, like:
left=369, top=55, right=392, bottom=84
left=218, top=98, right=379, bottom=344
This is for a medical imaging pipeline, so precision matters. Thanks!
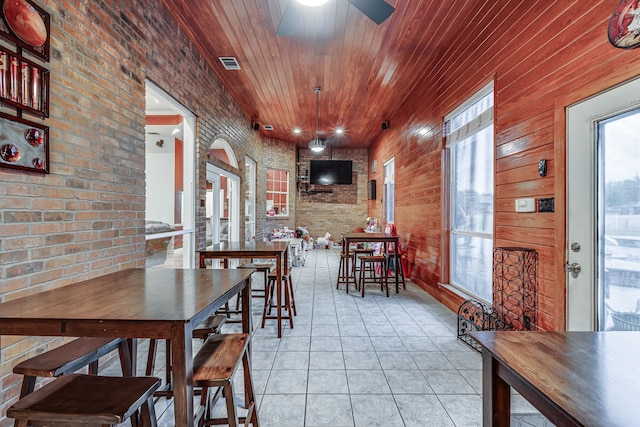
left=314, top=86, right=321, bottom=139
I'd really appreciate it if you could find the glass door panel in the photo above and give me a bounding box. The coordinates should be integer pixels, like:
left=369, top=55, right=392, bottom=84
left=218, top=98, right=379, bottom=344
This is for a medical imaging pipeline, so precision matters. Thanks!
left=599, top=108, right=640, bottom=330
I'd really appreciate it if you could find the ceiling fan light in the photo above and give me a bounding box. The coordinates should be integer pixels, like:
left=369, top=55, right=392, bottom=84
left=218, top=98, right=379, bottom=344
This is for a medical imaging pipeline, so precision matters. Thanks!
left=296, top=0, right=329, bottom=7
left=309, top=138, right=325, bottom=152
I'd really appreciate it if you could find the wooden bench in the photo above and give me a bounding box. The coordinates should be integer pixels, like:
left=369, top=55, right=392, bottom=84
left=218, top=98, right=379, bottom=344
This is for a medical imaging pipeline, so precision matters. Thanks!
left=193, top=333, right=258, bottom=427
left=7, top=373, right=160, bottom=427
left=13, top=337, right=131, bottom=399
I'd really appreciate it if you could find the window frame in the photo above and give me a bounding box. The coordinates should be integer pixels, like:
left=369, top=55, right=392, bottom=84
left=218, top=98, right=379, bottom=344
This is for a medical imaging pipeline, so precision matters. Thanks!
left=266, top=168, right=290, bottom=218
left=383, top=158, right=395, bottom=225
left=443, top=81, right=495, bottom=303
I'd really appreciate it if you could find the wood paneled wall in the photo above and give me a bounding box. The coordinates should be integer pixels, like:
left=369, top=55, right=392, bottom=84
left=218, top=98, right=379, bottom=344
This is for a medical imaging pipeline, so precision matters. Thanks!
left=369, top=0, right=640, bottom=331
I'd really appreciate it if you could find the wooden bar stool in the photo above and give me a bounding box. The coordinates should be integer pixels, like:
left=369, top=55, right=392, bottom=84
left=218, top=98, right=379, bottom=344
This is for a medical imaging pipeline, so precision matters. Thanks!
left=13, top=337, right=132, bottom=399
left=336, top=250, right=355, bottom=291
left=193, top=333, right=259, bottom=427
left=145, top=314, right=227, bottom=398
left=7, top=373, right=160, bottom=427
left=238, top=260, right=274, bottom=299
left=352, top=248, right=374, bottom=286
left=262, top=268, right=295, bottom=329
left=358, top=254, right=389, bottom=297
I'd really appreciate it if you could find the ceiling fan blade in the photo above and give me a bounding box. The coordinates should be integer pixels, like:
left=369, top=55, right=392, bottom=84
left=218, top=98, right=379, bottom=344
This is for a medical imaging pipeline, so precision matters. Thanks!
left=346, top=0, right=395, bottom=25
left=276, top=0, right=302, bottom=36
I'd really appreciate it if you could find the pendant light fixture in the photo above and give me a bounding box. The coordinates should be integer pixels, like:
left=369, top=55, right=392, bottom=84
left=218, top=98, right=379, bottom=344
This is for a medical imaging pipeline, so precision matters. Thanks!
left=309, top=86, right=326, bottom=153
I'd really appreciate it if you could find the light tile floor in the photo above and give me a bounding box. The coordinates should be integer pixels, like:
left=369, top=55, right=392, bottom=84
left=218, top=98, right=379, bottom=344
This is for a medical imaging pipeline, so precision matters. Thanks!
left=106, top=248, right=552, bottom=426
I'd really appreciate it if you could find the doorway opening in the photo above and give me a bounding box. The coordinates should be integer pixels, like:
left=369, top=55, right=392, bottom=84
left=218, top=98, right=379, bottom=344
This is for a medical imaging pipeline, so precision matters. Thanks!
left=206, top=139, right=240, bottom=248
left=144, top=81, right=196, bottom=268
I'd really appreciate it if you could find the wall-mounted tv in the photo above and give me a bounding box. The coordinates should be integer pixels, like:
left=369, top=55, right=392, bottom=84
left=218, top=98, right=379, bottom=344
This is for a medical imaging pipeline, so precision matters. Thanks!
left=309, top=160, right=353, bottom=185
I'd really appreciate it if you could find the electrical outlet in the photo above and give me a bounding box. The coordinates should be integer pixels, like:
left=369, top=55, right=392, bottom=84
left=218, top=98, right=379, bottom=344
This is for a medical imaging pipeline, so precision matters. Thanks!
left=538, top=198, right=554, bottom=213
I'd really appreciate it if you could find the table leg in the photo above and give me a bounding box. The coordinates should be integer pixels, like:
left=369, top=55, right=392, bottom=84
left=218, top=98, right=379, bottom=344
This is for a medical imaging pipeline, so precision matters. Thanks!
left=276, top=253, right=282, bottom=338
left=171, top=325, right=194, bottom=427
left=345, top=239, right=351, bottom=293
left=394, top=243, right=400, bottom=293
left=482, top=350, right=510, bottom=427
left=241, top=276, right=253, bottom=406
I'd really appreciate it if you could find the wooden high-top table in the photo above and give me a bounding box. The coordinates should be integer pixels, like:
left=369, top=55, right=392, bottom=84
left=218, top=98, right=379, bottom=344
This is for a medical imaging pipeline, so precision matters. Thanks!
left=0, top=268, right=254, bottom=427
left=471, top=331, right=640, bottom=427
left=341, top=232, right=403, bottom=293
left=198, top=240, right=289, bottom=337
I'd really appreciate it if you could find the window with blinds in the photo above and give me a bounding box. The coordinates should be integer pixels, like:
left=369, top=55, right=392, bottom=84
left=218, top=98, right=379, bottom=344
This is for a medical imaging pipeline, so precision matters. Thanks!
left=444, top=82, right=494, bottom=302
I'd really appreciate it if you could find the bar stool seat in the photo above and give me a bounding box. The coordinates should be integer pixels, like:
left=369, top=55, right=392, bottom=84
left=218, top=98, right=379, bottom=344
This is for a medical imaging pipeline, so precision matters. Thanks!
left=193, top=333, right=259, bottom=427
left=7, top=373, right=160, bottom=427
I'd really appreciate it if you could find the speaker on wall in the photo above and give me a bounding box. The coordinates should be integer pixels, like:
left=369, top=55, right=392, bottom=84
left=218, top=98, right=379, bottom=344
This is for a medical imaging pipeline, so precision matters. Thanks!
left=381, top=121, right=389, bottom=131
left=367, top=179, right=376, bottom=200
left=252, top=122, right=260, bottom=131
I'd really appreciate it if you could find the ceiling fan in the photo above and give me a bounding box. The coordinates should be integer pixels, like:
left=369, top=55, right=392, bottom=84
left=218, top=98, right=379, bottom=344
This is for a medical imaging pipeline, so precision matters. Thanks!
left=277, top=0, right=395, bottom=37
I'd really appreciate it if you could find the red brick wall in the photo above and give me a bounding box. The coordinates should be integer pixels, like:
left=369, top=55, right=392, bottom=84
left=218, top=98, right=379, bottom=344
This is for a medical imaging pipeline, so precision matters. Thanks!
left=0, top=0, right=265, bottom=421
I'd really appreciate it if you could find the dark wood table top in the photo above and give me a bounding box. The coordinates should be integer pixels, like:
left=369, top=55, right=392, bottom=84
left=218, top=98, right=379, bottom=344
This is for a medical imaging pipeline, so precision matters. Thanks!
left=200, top=240, right=289, bottom=256
left=0, top=268, right=254, bottom=427
left=471, top=331, right=640, bottom=426
left=342, top=232, right=399, bottom=242
left=0, top=268, right=253, bottom=337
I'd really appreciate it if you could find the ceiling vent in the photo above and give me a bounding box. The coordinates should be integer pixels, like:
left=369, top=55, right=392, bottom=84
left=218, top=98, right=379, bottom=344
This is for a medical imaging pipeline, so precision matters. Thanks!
left=262, top=125, right=274, bottom=131
left=219, top=57, right=241, bottom=70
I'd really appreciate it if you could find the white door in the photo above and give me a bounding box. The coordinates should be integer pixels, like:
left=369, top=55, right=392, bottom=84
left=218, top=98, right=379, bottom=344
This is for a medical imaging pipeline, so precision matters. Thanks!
left=206, top=163, right=240, bottom=245
left=567, top=77, right=640, bottom=331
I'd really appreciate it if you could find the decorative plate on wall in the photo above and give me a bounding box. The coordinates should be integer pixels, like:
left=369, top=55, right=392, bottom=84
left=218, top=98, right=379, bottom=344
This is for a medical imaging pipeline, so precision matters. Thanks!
left=609, top=0, right=640, bottom=49
left=0, top=0, right=50, bottom=61
left=0, top=112, right=49, bottom=174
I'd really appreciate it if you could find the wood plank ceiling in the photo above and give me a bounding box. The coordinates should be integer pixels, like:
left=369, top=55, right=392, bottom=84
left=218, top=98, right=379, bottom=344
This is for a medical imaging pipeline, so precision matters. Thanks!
left=163, top=0, right=467, bottom=148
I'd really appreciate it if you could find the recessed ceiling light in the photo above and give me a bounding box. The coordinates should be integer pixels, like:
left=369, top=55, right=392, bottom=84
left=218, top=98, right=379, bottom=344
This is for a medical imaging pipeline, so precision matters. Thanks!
left=294, top=128, right=301, bottom=134
left=296, top=0, right=329, bottom=7
left=418, top=127, right=432, bottom=137
left=335, top=127, right=344, bottom=135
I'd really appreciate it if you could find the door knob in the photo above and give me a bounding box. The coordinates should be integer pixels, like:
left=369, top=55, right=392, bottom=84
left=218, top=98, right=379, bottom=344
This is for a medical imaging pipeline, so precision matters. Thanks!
left=565, top=262, right=582, bottom=278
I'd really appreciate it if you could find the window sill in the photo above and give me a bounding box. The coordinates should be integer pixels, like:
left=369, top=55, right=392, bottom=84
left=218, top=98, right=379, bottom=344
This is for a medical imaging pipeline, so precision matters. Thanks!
left=266, top=215, right=290, bottom=220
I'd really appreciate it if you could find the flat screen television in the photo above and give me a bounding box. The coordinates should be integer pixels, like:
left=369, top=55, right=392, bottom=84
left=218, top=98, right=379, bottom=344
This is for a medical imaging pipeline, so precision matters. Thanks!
left=309, top=160, right=352, bottom=185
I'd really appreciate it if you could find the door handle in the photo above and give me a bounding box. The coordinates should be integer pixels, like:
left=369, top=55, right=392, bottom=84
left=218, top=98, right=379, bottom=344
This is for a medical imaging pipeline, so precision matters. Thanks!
left=565, top=262, right=582, bottom=278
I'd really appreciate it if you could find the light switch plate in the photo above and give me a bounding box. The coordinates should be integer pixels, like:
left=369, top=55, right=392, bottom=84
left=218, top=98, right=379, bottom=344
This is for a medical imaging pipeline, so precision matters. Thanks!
left=515, top=198, right=536, bottom=213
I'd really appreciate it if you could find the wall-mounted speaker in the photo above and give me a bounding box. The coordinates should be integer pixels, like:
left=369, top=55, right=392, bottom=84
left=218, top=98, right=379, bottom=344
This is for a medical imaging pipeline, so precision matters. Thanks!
left=381, top=121, right=389, bottom=131
left=252, top=122, right=259, bottom=131
left=371, top=160, right=377, bottom=172
left=367, top=179, right=376, bottom=200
